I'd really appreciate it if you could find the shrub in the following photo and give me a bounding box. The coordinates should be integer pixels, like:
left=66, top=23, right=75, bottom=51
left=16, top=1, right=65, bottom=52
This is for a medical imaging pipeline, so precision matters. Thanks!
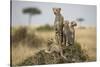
left=11, top=26, right=43, bottom=48
left=11, top=27, right=27, bottom=44
left=36, top=24, right=54, bottom=31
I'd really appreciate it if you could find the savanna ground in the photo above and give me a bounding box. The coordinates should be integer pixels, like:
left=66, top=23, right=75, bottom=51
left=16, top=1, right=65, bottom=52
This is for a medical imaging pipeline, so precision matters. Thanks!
left=11, top=26, right=96, bottom=66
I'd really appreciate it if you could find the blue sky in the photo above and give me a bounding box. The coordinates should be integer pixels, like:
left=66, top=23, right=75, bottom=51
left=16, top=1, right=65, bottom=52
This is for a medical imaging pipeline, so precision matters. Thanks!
left=12, top=1, right=96, bottom=26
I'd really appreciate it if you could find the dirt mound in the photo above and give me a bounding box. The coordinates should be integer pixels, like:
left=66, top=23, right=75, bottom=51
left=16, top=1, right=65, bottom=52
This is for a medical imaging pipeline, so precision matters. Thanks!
left=18, top=42, right=88, bottom=66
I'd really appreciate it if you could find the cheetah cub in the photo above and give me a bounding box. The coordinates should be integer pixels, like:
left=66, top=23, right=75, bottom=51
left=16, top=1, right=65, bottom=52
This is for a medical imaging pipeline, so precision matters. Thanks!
left=45, top=38, right=67, bottom=60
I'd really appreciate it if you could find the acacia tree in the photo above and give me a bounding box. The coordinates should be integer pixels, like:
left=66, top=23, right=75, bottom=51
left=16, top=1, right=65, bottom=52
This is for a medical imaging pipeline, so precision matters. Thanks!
left=22, top=7, right=41, bottom=25
left=76, top=18, right=84, bottom=26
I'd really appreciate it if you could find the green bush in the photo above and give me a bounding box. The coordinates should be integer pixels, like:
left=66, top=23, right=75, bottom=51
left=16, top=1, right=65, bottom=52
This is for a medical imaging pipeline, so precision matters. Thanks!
left=36, top=24, right=54, bottom=31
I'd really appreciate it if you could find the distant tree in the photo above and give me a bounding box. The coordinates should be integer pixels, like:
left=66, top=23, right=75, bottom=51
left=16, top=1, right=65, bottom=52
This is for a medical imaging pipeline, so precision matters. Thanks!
left=76, top=18, right=84, bottom=22
left=76, top=18, right=84, bottom=26
left=22, top=7, right=41, bottom=25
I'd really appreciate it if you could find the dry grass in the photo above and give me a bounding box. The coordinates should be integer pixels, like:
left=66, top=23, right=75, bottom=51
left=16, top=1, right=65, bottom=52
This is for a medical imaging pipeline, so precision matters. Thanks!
left=11, top=27, right=96, bottom=66
left=75, top=28, right=96, bottom=61
left=12, top=45, right=39, bottom=65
